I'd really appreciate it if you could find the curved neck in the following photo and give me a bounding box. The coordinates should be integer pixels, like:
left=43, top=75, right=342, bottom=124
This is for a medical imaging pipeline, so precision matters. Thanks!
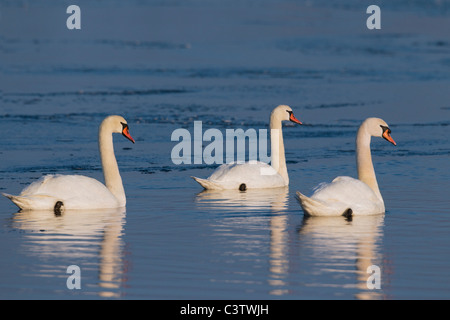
left=270, top=116, right=288, bottom=185
left=99, top=124, right=126, bottom=207
left=356, top=125, right=382, bottom=202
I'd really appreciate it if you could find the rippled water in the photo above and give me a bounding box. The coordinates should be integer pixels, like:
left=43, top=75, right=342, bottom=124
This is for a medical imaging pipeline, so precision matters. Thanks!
left=0, top=0, right=449, bottom=299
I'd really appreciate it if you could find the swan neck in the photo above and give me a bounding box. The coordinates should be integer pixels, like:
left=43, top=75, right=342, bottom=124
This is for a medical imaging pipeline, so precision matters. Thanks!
left=270, top=116, right=288, bottom=185
left=99, top=124, right=126, bottom=206
left=356, top=125, right=382, bottom=201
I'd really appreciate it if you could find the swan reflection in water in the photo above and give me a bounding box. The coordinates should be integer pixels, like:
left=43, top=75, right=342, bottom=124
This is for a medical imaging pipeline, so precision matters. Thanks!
left=195, top=187, right=289, bottom=212
left=298, top=214, right=386, bottom=299
left=11, top=207, right=127, bottom=298
left=196, top=188, right=386, bottom=299
left=196, top=187, right=291, bottom=296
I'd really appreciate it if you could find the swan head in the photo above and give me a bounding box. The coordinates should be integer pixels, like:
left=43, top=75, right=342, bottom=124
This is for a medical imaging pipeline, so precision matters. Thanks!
left=362, top=117, right=396, bottom=146
left=101, top=115, right=135, bottom=143
left=271, top=105, right=302, bottom=125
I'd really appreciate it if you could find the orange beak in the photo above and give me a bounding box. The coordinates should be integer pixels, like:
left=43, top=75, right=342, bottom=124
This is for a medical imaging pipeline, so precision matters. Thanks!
left=122, top=126, right=135, bottom=143
left=382, top=130, right=396, bottom=146
left=289, top=113, right=302, bottom=125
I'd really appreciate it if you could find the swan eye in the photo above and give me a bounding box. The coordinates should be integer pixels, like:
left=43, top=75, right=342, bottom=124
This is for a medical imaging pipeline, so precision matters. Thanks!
left=121, top=122, right=135, bottom=143
left=121, top=122, right=130, bottom=134
left=286, top=110, right=302, bottom=125
left=380, top=125, right=391, bottom=135
left=380, top=125, right=396, bottom=145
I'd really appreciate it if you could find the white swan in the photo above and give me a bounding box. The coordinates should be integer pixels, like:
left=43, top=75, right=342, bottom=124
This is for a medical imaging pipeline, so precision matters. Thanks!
left=3, top=115, right=135, bottom=211
left=296, top=117, right=396, bottom=216
left=192, top=105, right=302, bottom=190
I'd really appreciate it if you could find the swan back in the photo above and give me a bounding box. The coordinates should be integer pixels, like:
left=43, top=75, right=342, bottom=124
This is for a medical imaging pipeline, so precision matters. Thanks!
left=312, top=177, right=384, bottom=214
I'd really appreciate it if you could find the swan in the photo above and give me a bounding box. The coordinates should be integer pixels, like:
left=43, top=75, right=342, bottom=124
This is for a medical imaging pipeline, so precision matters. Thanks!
left=3, top=115, right=135, bottom=211
left=296, top=117, right=396, bottom=217
left=192, top=105, right=302, bottom=190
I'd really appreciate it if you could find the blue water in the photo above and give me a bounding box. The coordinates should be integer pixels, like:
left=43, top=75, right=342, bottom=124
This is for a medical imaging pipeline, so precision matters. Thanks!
left=0, top=0, right=449, bottom=299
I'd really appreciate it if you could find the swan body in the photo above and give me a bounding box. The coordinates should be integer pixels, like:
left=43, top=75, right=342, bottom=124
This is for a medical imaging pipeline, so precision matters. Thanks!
left=3, top=115, right=135, bottom=211
left=192, top=105, right=302, bottom=190
left=4, top=175, right=121, bottom=210
left=297, top=176, right=384, bottom=216
left=192, top=161, right=286, bottom=190
left=297, top=117, right=396, bottom=216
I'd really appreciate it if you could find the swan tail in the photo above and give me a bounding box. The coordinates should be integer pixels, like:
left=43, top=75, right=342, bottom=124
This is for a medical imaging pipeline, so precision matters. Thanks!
left=2, top=193, right=32, bottom=210
left=191, top=177, right=224, bottom=190
left=296, top=191, right=348, bottom=216
left=2, top=193, right=58, bottom=211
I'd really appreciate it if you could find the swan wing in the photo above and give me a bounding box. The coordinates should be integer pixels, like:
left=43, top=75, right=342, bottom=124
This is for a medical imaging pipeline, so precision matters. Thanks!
left=191, top=176, right=225, bottom=190
left=3, top=193, right=61, bottom=212
left=296, top=191, right=348, bottom=216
